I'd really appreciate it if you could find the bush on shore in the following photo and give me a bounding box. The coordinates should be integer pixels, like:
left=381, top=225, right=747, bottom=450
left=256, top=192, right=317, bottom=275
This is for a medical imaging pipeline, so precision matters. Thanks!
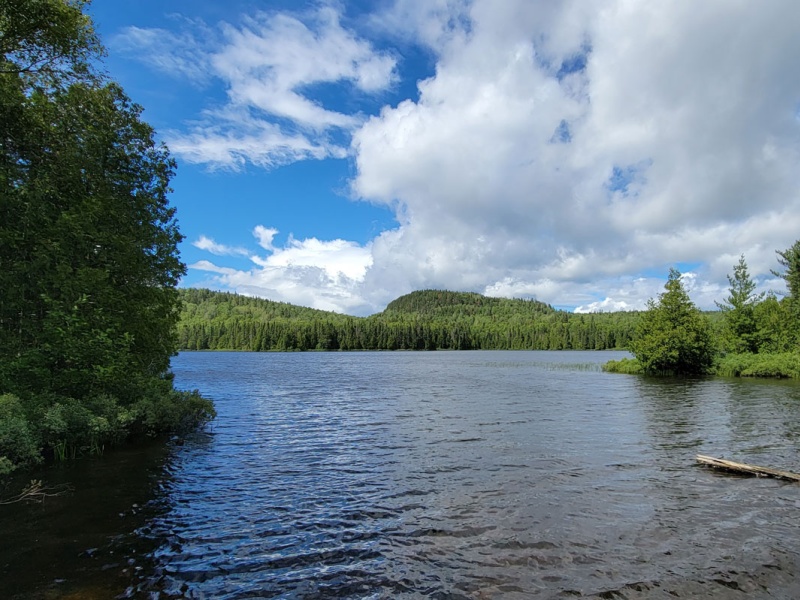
left=715, top=352, right=800, bottom=379
left=0, top=388, right=215, bottom=475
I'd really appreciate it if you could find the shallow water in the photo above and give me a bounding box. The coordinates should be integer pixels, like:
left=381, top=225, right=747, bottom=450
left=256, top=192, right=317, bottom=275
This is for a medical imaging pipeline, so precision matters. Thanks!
left=3, top=350, right=800, bottom=599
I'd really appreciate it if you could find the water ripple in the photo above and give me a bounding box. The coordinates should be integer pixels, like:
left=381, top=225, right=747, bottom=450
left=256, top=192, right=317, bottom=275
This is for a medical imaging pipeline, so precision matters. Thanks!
left=125, top=351, right=800, bottom=598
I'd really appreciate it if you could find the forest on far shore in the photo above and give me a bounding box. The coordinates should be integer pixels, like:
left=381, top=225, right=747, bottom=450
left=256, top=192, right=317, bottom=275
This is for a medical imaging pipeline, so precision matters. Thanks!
left=178, top=245, right=800, bottom=380
left=177, top=288, right=659, bottom=353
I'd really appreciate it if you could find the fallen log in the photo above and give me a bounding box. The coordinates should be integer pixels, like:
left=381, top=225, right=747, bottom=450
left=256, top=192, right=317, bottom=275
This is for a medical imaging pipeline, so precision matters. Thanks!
left=696, top=454, right=800, bottom=482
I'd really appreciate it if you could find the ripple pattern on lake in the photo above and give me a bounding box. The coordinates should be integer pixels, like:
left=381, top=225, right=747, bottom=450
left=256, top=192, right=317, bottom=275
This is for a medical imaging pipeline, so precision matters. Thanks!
left=113, top=351, right=800, bottom=599
left=100, top=353, right=800, bottom=597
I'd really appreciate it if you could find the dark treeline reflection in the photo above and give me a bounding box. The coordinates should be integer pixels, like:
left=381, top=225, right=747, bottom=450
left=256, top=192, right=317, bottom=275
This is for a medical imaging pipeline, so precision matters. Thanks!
left=0, top=441, right=175, bottom=599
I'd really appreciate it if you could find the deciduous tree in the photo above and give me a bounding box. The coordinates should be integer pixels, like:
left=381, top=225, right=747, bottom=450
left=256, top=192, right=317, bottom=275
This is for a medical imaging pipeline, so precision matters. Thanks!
left=0, top=0, right=213, bottom=471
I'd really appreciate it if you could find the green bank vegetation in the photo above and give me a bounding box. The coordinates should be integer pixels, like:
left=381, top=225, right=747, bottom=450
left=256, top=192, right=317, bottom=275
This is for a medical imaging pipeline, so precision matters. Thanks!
left=178, top=244, right=800, bottom=380
left=604, top=244, right=800, bottom=377
left=178, top=289, right=641, bottom=352
left=0, top=1, right=214, bottom=475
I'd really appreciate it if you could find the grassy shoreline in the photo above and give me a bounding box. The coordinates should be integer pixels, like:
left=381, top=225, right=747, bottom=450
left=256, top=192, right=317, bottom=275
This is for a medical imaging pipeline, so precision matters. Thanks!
left=604, top=352, right=800, bottom=378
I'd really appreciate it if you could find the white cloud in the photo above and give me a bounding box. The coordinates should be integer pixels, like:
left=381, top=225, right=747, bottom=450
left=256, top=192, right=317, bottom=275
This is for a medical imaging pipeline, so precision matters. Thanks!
left=344, top=0, right=800, bottom=313
left=112, top=24, right=213, bottom=84
left=189, top=227, right=374, bottom=314
left=367, top=0, right=472, bottom=51
left=253, top=226, right=279, bottom=251
left=175, top=1, right=800, bottom=315
left=115, top=6, right=396, bottom=170
left=574, top=298, right=640, bottom=314
left=167, top=109, right=343, bottom=170
left=211, top=7, right=396, bottom=130
left=192, top=235, right=249, bottom=256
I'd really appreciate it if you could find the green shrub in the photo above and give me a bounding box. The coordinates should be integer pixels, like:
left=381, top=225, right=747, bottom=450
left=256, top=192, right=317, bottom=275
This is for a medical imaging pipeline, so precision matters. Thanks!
left=0, top=394, right=42, bottom=472
left=129, top=389, right=216, bottom=437
left=715, top=352, right=800, bottom=378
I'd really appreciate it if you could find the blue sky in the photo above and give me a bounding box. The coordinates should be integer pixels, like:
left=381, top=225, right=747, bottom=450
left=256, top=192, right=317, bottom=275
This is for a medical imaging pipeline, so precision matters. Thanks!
left=89, top=0, right=800, bottom=315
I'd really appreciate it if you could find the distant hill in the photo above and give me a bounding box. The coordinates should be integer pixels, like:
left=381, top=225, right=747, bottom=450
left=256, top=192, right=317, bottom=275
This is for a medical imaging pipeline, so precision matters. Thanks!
left=383, top=289, right=554, bottom=317
left=179, top=288, right=350, bottom=323
left=176, top=288, right=641, bottom=352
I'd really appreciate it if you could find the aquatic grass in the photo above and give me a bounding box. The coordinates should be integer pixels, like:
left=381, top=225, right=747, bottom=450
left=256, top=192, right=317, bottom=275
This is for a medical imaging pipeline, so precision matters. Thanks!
left=601, top=357, right=644, bottom=374
left=543, top=362, right=603, bottom=372
left=714, top=352, right=800, bottom=379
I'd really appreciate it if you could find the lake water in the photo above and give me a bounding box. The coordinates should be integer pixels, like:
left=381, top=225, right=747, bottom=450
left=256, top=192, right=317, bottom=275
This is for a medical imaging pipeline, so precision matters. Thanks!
left=3, top=350, right=800, bottom=599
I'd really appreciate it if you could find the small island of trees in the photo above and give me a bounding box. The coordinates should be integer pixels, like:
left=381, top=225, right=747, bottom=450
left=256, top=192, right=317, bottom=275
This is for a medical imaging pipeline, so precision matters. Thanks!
left=605, top=243, right=800, bottom=377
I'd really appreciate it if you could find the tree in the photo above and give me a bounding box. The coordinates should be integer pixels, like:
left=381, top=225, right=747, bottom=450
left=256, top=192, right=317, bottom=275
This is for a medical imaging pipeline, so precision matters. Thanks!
left=753, top=292, right=792, bottom=354
left=771, top=240, right=800, bottom=346
left=716, top=255, right=764, bottom=353
left=0, top=0, right=101, bottom=81
left=773, top=240, right=800, bottom=298
left=0, top=0, right=213, bottom=471
left=630, top=269, right=715, bottom=375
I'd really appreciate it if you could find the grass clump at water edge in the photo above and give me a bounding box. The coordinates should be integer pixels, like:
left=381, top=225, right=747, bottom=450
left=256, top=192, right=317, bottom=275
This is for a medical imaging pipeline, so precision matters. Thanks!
left=603, top=352, right=800, bottom=379
left=601, top=357, right=644, bottom=374
left=714, top=353, right=800, bottom=378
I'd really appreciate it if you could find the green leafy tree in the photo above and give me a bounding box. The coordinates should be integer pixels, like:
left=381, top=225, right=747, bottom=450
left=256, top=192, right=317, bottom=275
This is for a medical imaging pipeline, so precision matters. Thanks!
left=753, top=292, right=791, bottom=353
left=771, top=240, right=800, bottom=346
left=716, top=255, right=764, bottom=353
left=630, top=269, right=715, bottom=375
left=0, top=0, right=213, bottom=470
left=0, top=0, right=101, bottom=80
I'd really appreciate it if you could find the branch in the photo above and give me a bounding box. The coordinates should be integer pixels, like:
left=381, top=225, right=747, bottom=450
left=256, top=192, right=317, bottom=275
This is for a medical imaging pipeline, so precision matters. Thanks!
left=0, top=479, right=73, bottom=505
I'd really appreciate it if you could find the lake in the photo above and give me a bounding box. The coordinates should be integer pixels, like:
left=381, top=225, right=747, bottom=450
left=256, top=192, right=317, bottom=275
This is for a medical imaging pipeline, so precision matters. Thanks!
left=2, top=350, right=800, bottom=599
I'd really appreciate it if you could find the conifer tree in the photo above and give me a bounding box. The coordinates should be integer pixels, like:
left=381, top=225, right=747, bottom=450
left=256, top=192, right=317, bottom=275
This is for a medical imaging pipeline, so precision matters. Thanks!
left=772, top=240, right=800, bottom=347
left=630, top=269, right=715, bottom=375
left=716, top=255, right=763, bottom=353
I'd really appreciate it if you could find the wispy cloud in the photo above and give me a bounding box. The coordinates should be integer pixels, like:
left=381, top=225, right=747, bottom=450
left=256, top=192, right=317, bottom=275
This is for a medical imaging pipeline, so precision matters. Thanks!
left=111, top=23, right=213, bottom=84
left=167, top=110, right=343, bottom=170
left=212, top=6, right=396, bottom=130
left=113, top=6, right=397, bottom=170
left=192, top=235, right=249, bottom=257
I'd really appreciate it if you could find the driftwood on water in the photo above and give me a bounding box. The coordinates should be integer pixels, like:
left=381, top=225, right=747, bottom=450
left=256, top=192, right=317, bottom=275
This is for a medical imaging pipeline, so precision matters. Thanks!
left=696, top=454, right=800, bottom=482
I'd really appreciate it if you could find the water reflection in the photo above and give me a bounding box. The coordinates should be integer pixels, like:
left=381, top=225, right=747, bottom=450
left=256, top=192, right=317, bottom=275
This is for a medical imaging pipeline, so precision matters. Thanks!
left=632, top=375, right=800, bottom=598
left=0, top=440, right=174, bottom=599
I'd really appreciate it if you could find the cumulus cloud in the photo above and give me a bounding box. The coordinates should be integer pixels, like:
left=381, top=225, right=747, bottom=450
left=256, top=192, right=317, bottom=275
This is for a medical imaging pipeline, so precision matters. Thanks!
left=346, top=0, right=800, bottom=313
left=158, top=0, right=800, bottom=314
left=190, top=227, right=374, bottom=314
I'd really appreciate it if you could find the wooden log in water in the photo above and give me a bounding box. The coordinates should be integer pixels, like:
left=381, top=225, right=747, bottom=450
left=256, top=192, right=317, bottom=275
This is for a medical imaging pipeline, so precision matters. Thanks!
left=696, top=454, right=800, bottom=482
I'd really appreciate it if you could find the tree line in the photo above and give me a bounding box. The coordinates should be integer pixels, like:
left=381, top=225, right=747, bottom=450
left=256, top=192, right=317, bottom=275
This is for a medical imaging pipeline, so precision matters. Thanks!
left=177, top=289, right=641, bottom=352
left=179, top=241, right=800, bottom=380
